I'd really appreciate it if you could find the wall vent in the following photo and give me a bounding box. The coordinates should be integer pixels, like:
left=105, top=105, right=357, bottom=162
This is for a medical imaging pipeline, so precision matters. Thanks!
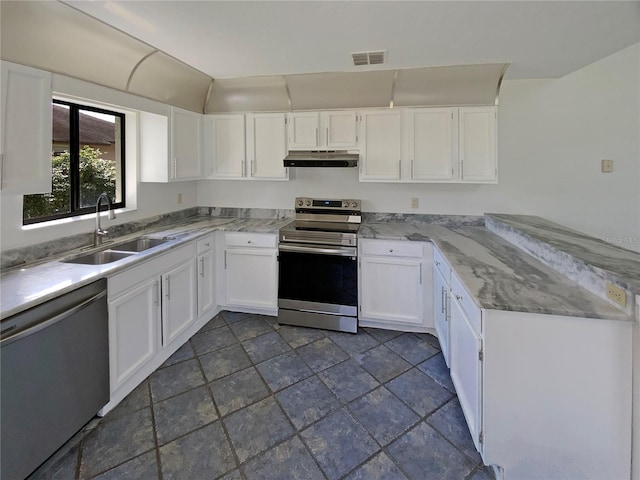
left=352, top=51, right=386, bottom=66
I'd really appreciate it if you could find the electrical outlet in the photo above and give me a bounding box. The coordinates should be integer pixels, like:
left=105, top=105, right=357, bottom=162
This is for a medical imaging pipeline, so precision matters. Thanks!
left=606, top=283, right=626, bottom=308
left=411, top=197, right=419, bottom=209
left=177, top=193, right=182, bottom=204
left=601, top=159, right=614, bottom=173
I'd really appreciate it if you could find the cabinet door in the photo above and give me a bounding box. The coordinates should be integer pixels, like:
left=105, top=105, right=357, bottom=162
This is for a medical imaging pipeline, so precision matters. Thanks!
left=450, top=296, right=482, bottom=452
left=434, top=265, right=450, bottom=366
left=360, top=110, right=402, bottom=180
left=170, top=107, right=202, bottom=180
left=323, top=111, right=357, bottom=148
left=409, top=108, right=457, bottom=181
left=161, top=260, right=196, bottom=346
left=360, top=256, right=423, bottom=325
left=197, top=250, right=216, bottom=317
left=459, top=106, right=497, bottom=182
left=1, top=62, right=52, bottom=194
left=225, top=248, right=277, bottom=309
left=246, top=113, right=288, bottom=179
left=288, top=112, right=319, bottom=149
left=209, top=114, right=245, bottom=178
left=108, top=278, right=159, bottom=390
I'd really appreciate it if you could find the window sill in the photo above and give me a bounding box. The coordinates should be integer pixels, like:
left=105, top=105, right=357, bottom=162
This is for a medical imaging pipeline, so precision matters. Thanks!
left=22, top=207, right=137, bottom=231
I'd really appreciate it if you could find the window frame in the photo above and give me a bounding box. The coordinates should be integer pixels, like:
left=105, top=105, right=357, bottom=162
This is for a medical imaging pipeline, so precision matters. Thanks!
left=23, top=99, right=126, bottom=225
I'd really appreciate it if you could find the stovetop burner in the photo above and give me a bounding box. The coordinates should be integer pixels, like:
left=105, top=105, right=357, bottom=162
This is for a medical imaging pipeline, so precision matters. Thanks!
left=279, top=197, right=362, bottom=247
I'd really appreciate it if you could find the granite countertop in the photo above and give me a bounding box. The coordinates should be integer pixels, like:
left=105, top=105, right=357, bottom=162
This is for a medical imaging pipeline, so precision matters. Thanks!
left=1, top=216, right=291, bottom=320
left=3, top=214, right=632, bottom=323
left=486, top=214, right=640, bottom=294
left=359, top=222, right=631, bottom=322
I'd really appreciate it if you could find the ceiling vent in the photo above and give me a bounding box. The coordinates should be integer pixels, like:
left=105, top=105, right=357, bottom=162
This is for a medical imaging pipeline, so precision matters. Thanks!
left=352, top=51, right=386, bottom=66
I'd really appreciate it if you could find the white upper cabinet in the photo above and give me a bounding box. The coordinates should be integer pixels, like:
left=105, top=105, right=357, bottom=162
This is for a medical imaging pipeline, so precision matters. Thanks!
left=206, top=114, right=245, bottom=178
left=246, top=113, right=288, bottom=180
left=359, top=109, right=402, bottom=181
left=408, top=108, right=458, bottom=181
left=140, top=106, right=203, bottom=182
left=459, top=106, right=497, bottom=183
left=287, top=111, right=357, bottom=150
left=1, top=61, right=52, bottom=194
left=170, top=107, right=202, bottom=180
left=288, top=112, right=320, bottom=149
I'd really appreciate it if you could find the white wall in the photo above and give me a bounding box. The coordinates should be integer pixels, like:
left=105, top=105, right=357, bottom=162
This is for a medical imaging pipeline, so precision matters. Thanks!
left=198, top=43, right=640, bottom=252
left=0, top=74, right=198, bottom=250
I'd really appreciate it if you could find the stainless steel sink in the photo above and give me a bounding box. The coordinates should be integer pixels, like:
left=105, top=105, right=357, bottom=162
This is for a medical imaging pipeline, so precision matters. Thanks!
left=63, top=250, right=135, bottom=265
left=110, top=237, right=170, bottom=253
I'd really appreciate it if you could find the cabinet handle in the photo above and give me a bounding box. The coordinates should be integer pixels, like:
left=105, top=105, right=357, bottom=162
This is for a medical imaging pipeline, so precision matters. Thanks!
left=435, top=260, right=440, bottom=266
left=165, top=277, right=170, bottom=300
left=326, top=127, right=329, bottom=145
left=224, top=250, right=227, bottom=269
left=205, top=242, right=210, bottom=247
left=251, top=160, right=255, bottom=177
left=199, top=257, right=205, bottom=277
left=419, top=266, right=422, bottom=285
left=398, top=160, right=401, bottom=179
left=456, top=294, right=462, bottom=301
left=316, top=128, right=318, bottom=146
left=441, top=287, right=446, bottom=314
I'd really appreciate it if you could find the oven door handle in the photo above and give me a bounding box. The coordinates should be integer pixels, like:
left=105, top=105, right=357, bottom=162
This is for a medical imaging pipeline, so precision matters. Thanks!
left=279, top=243, right=357, bottom=257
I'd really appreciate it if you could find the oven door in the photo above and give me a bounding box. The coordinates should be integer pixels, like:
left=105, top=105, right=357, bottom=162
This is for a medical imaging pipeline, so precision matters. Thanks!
left=278, top=243, right=358, bottom=317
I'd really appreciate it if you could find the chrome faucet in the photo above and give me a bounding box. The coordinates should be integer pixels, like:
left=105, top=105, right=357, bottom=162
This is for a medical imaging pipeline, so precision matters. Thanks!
left=95, top=192, right=116, bottom=246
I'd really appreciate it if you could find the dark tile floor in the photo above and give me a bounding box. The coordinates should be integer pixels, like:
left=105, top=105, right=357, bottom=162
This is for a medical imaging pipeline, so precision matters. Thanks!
left=29, top=311, right=495, bottom=480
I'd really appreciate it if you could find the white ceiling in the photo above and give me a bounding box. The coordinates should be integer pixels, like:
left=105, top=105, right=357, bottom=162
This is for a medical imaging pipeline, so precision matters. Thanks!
left=65, top=1, right=640, bottom=80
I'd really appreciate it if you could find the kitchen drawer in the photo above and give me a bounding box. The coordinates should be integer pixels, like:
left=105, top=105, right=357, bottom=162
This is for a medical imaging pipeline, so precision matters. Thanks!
left=108, top=242, right=195, bottom=298
left=196, top=235, right=214, bottom=254
left=360, top=239, right=424, bottom=258
left=433, top=246, right=451, bottom=283
left=225, top=232, right=277, bottom=249
left=451, top=270, right=481, bottom=334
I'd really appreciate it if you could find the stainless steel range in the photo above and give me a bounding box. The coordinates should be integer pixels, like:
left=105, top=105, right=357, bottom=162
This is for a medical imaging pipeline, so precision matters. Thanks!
left=278, top=197, right=362, bottom=333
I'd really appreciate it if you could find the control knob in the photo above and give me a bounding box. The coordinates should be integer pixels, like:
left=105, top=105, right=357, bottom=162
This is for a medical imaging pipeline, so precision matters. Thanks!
left=351, top=201, right=358, bottom=208
left=342, top=201, right=349, bottom=208
left=305, top=200, right=311, bottom=207
left=297, top=199, right=304, bottom=207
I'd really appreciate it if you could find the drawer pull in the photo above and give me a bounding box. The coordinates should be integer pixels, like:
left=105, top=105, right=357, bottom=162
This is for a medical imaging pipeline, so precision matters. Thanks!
left=435, top=260, right=440, bottom=266
left=205, top=242, right=210, bottom=247
left=456, top=294, right=462, bottom=301
left=247, top=240, right=253, bottom=244
left=389, top=249, right=394, bottom=253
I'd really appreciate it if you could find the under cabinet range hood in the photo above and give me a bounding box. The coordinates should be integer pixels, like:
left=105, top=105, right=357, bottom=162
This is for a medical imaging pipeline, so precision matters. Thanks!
left=284, top=151, right=359, bottom=168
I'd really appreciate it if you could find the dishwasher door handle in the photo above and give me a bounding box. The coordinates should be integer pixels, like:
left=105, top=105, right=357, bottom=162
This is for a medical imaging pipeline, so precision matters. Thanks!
left=1, top=290, right=107, bottom=346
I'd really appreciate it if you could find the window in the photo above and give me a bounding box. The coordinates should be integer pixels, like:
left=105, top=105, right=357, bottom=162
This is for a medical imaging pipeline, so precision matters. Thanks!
left=23, top=100, right=125, bottom=224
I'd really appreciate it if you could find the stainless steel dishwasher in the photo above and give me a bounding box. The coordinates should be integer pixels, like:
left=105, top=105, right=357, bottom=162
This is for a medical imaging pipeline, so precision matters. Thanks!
left=1, top=279, right=109, bottom=480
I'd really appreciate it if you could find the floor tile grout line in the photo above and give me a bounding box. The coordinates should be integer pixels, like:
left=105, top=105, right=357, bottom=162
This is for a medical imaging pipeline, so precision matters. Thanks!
left=193, top=339, right=245, bottom=478
left=146, top=380, right=164, bottom=480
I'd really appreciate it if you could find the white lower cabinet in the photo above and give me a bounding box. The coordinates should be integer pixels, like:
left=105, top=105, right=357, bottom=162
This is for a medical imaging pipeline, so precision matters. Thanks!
left=196, top=235, right=216, bottom=317
left=442, top=260, right=632, bottom=479
left=358, top=239, right=433, bottom=332
left=107, top=278, right=159, bottom=389
left=449, top=286, right=483, bottom=452
left=222, top=233, right=278, bottom=312
left=160, top=260, right=196, bottom=346
left=104, top=243, right=198, bottom=412
left=433, top=260, right=451, bottom=366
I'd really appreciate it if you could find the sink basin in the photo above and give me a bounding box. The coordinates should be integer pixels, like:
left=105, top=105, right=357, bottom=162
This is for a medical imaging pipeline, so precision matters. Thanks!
left=110, top=237, right=170, bottom=253
left=64, top=250, right=135, bottom=265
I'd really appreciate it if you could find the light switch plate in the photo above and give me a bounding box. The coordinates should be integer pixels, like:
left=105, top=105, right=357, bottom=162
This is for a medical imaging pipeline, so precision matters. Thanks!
left=601, top=159, right=614, bottom=173
left=606, top=283, right=626, bottom=308
left=411, top=197, right=419, bottom=209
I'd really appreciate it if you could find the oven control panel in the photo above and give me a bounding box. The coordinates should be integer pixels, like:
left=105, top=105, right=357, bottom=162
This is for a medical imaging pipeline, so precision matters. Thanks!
left=295, top=197, right=361, bottom=211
